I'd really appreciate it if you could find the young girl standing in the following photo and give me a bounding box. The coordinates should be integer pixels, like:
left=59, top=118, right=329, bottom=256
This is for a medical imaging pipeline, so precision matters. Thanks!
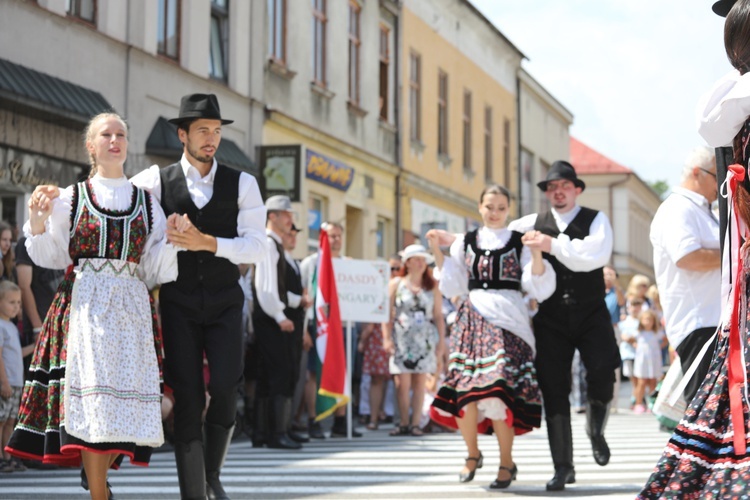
left=624, top=310, right=666, bottom=414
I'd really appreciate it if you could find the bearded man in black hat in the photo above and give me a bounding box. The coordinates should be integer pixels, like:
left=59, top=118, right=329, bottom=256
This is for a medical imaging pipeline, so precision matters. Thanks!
left=130, top=93, right=267, bottom=500
left=515, top=160, right=620, bottom=492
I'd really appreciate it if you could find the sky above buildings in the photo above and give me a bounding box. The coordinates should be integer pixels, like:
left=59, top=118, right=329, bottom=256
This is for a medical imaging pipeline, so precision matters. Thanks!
left=473, top=0, right=730, bottom=190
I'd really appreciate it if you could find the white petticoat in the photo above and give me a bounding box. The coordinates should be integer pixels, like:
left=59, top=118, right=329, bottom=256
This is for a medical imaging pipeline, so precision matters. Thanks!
left=63, top=258, right=163, bottom=447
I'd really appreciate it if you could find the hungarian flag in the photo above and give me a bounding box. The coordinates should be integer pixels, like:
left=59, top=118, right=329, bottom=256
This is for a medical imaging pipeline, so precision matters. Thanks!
left=313, top=228, right=349, bottom=421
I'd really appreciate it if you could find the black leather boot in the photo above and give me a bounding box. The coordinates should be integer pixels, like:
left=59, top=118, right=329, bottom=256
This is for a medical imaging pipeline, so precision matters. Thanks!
left=251, top=398, right=269, bottom=448
left=331, top=415, right=362, bottom=437
left=545, top=415, right=576, bottom=491
left=174, top=440, right=207, bottom=500
left=204, top=422, right=234, bottom=500
left=268, top=397, right=302, bottom=449
left=586, top=399, right=611, bottom=466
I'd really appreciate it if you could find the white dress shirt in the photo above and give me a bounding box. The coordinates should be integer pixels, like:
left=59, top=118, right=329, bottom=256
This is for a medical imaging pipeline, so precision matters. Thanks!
left=129, top=154, right=267, bottom=265
left=650, top=188, right=721, bottom=348
left=254, top=230, right=299, bottom=324
left=697, top=69, right=750, bottom=147
left=24, top=174, right=179, bottom=289
left=436, top=224, right=557, bottom=353
left=513, top=205, right=614, bottom=272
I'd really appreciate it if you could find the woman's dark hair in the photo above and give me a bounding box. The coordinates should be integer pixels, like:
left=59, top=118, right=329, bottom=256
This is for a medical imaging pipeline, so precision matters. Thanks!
left=398, top=259, right=436, bottom=291
left=0, top=222, right=14, bottom=281
left=726, top=0, right=750, bottom=226
left=479, top=184, right=511, bottom=205
left=725, top=0, right=750, bottom=75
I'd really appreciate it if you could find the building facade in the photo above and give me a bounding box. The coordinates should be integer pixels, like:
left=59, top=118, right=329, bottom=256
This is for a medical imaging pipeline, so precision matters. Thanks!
left=0, top=0, right=264, bottom=228
left=571, top=137, right=662, bottom=283
left=400, top=0, right=524, bottom=244
left=261, top=0, right=401, bottom=260
left=518, top=68, right=574, bottom=216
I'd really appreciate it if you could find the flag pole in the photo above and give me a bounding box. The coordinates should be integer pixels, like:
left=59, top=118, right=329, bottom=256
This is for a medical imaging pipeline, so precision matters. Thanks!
left=346, top=320, right=353, bottom=440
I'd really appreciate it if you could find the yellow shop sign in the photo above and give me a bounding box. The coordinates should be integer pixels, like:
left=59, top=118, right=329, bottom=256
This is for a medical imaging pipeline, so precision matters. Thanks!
left=305, top=148, right=354, bottom=192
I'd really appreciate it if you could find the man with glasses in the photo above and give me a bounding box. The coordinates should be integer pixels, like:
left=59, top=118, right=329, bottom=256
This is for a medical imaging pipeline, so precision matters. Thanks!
left=517, top=160, right=620, bottom=491
left=650, top=147, right=720, bottom=404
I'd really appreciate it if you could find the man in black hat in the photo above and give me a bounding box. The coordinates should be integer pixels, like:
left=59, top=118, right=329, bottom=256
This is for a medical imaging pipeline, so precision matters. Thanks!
left=251, top=196, right=311, bottom=450
left=516, top=160, right=620, bottom=492
left=130, top=93, right=267, bottom=500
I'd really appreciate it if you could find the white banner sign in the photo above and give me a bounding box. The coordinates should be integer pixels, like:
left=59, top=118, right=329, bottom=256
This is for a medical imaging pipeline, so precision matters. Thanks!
left=332, top=259, right=390, bottom=323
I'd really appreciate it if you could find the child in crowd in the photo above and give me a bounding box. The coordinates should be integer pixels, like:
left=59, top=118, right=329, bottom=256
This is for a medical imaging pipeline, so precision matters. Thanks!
left=618, top=296, right=643, bottom=407
left=624, top=310, right=667, bottom=414
left=0, top=282, right=29, bottom=472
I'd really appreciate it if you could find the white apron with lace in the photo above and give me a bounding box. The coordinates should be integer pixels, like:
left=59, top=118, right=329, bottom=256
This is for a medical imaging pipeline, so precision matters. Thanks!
left=63, top=258, right=163, bottom=447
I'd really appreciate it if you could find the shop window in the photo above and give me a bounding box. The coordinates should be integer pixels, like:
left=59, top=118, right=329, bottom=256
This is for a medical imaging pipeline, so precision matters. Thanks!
left=209, top=0, right=229, bottom=82
left=312, top=0, right=326, bottom=86
left=503, top=117, right=511, bottom=188
left=376, top=217, right=389, bottom=259
left=308, top=194, right=328, bottom=252
left=438, top=71, right=449, bottom=156
left=379, top=24, right=390, bottom=121
left=67, top=0, right=96, bottom=24
left=484, top=106, right=493, bottom=182
left=269, top=0, right=287, bottom=64
left=463, top=90, right=472, bottom=172
left=157, top=0, right=181, bottom=61
left=409, top=51, right=421, bottom=142
left=348, top=1, right=362, bottom=106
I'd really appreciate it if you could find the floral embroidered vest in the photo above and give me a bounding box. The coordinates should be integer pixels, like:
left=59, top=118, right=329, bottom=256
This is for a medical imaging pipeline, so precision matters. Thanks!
left=69, top=180, right=153, bottom=265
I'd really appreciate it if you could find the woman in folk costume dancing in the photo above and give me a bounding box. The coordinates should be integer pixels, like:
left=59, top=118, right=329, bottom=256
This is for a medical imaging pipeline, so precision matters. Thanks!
left=639, top=1, right=750, bottom=497
left=4, top=113, right=182, bottom=500
left=426, top=184, right=555, bottom=490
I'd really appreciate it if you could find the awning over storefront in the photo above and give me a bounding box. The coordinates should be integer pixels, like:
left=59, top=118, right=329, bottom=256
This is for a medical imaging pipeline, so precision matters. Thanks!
left=0, top=58, right=112, bottom=126
left=145, top=117, right=257, bottom=175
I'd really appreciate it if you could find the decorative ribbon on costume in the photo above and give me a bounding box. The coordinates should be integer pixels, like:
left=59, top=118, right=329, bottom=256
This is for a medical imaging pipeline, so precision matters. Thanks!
left=725, top=163, right=748, bottom=455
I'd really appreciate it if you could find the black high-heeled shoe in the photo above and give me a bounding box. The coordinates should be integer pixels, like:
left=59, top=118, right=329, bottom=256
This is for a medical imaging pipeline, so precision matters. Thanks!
left=458, top=452, right=483, bottom=483
left=489, top=463, right=518, bottom=489
left=80, top=468, right=115, bottom=499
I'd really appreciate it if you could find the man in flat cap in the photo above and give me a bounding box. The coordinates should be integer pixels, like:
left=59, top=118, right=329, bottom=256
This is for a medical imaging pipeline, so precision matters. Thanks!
left=515, top=161, right=620, bottom=492
left=251, top=196, right=310, bottom=450
left=131, top=93, right=267, bottom=499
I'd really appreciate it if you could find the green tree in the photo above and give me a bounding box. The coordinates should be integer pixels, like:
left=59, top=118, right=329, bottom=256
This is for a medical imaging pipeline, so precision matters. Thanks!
left=648, top=180, right=669, bottom=199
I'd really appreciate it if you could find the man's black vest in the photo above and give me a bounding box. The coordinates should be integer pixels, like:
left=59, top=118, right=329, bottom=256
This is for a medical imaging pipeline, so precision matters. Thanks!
left=159, top=162, right=241, bottom=292
left=283, top=255, right=305, bottom=327
left=534, top=207, right=606, bottom=308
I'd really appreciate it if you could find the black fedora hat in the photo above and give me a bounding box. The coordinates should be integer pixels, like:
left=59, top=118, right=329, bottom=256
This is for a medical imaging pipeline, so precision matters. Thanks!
left=537, top=160, right=586, bottom=192
left=168, top=93, right=234, bottom=125
left=713, top=0, right=737, bottom=16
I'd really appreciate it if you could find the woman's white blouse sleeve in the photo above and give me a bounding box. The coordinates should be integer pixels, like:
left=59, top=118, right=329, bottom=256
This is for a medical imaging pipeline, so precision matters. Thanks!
left=136, top=194, right=180, bottom=289
left=520, top=244, right=556, bottom=302
left=438, top=234, right=469, bottom=299
left=23, top=187, right=74, bottom=270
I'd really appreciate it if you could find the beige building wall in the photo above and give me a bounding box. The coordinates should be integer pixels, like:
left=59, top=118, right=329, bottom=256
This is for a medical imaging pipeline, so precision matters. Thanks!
left=401, top=0, right=524, bottom=241
left=578, top=173, right=662, bottom=283
left=518, top=69, right=573, bottom=216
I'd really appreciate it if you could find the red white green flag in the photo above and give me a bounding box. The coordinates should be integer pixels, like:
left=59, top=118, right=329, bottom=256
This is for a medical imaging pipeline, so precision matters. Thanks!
left=313, top=228, right=349, bottom=420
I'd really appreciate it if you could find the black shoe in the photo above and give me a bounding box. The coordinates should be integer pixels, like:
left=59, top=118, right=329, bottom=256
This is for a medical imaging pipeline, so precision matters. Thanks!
left=268, top=433, right=302, bottom=449
left=458, top=453, right=483, bottom=483
left=80, top=468, right=113, bottom=495
left=590, top=434, right=611, bottom=466
left=288, top=430, right=310, bottom=443
left=545, top=466, right=575, bottom=491
left=308, top=421, right=325, bottom=439
left=330, top=426, right=362, bottom=438
left=489, top=463, right=517, bottom=489
left=204, top=422, right=234, bottom=500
